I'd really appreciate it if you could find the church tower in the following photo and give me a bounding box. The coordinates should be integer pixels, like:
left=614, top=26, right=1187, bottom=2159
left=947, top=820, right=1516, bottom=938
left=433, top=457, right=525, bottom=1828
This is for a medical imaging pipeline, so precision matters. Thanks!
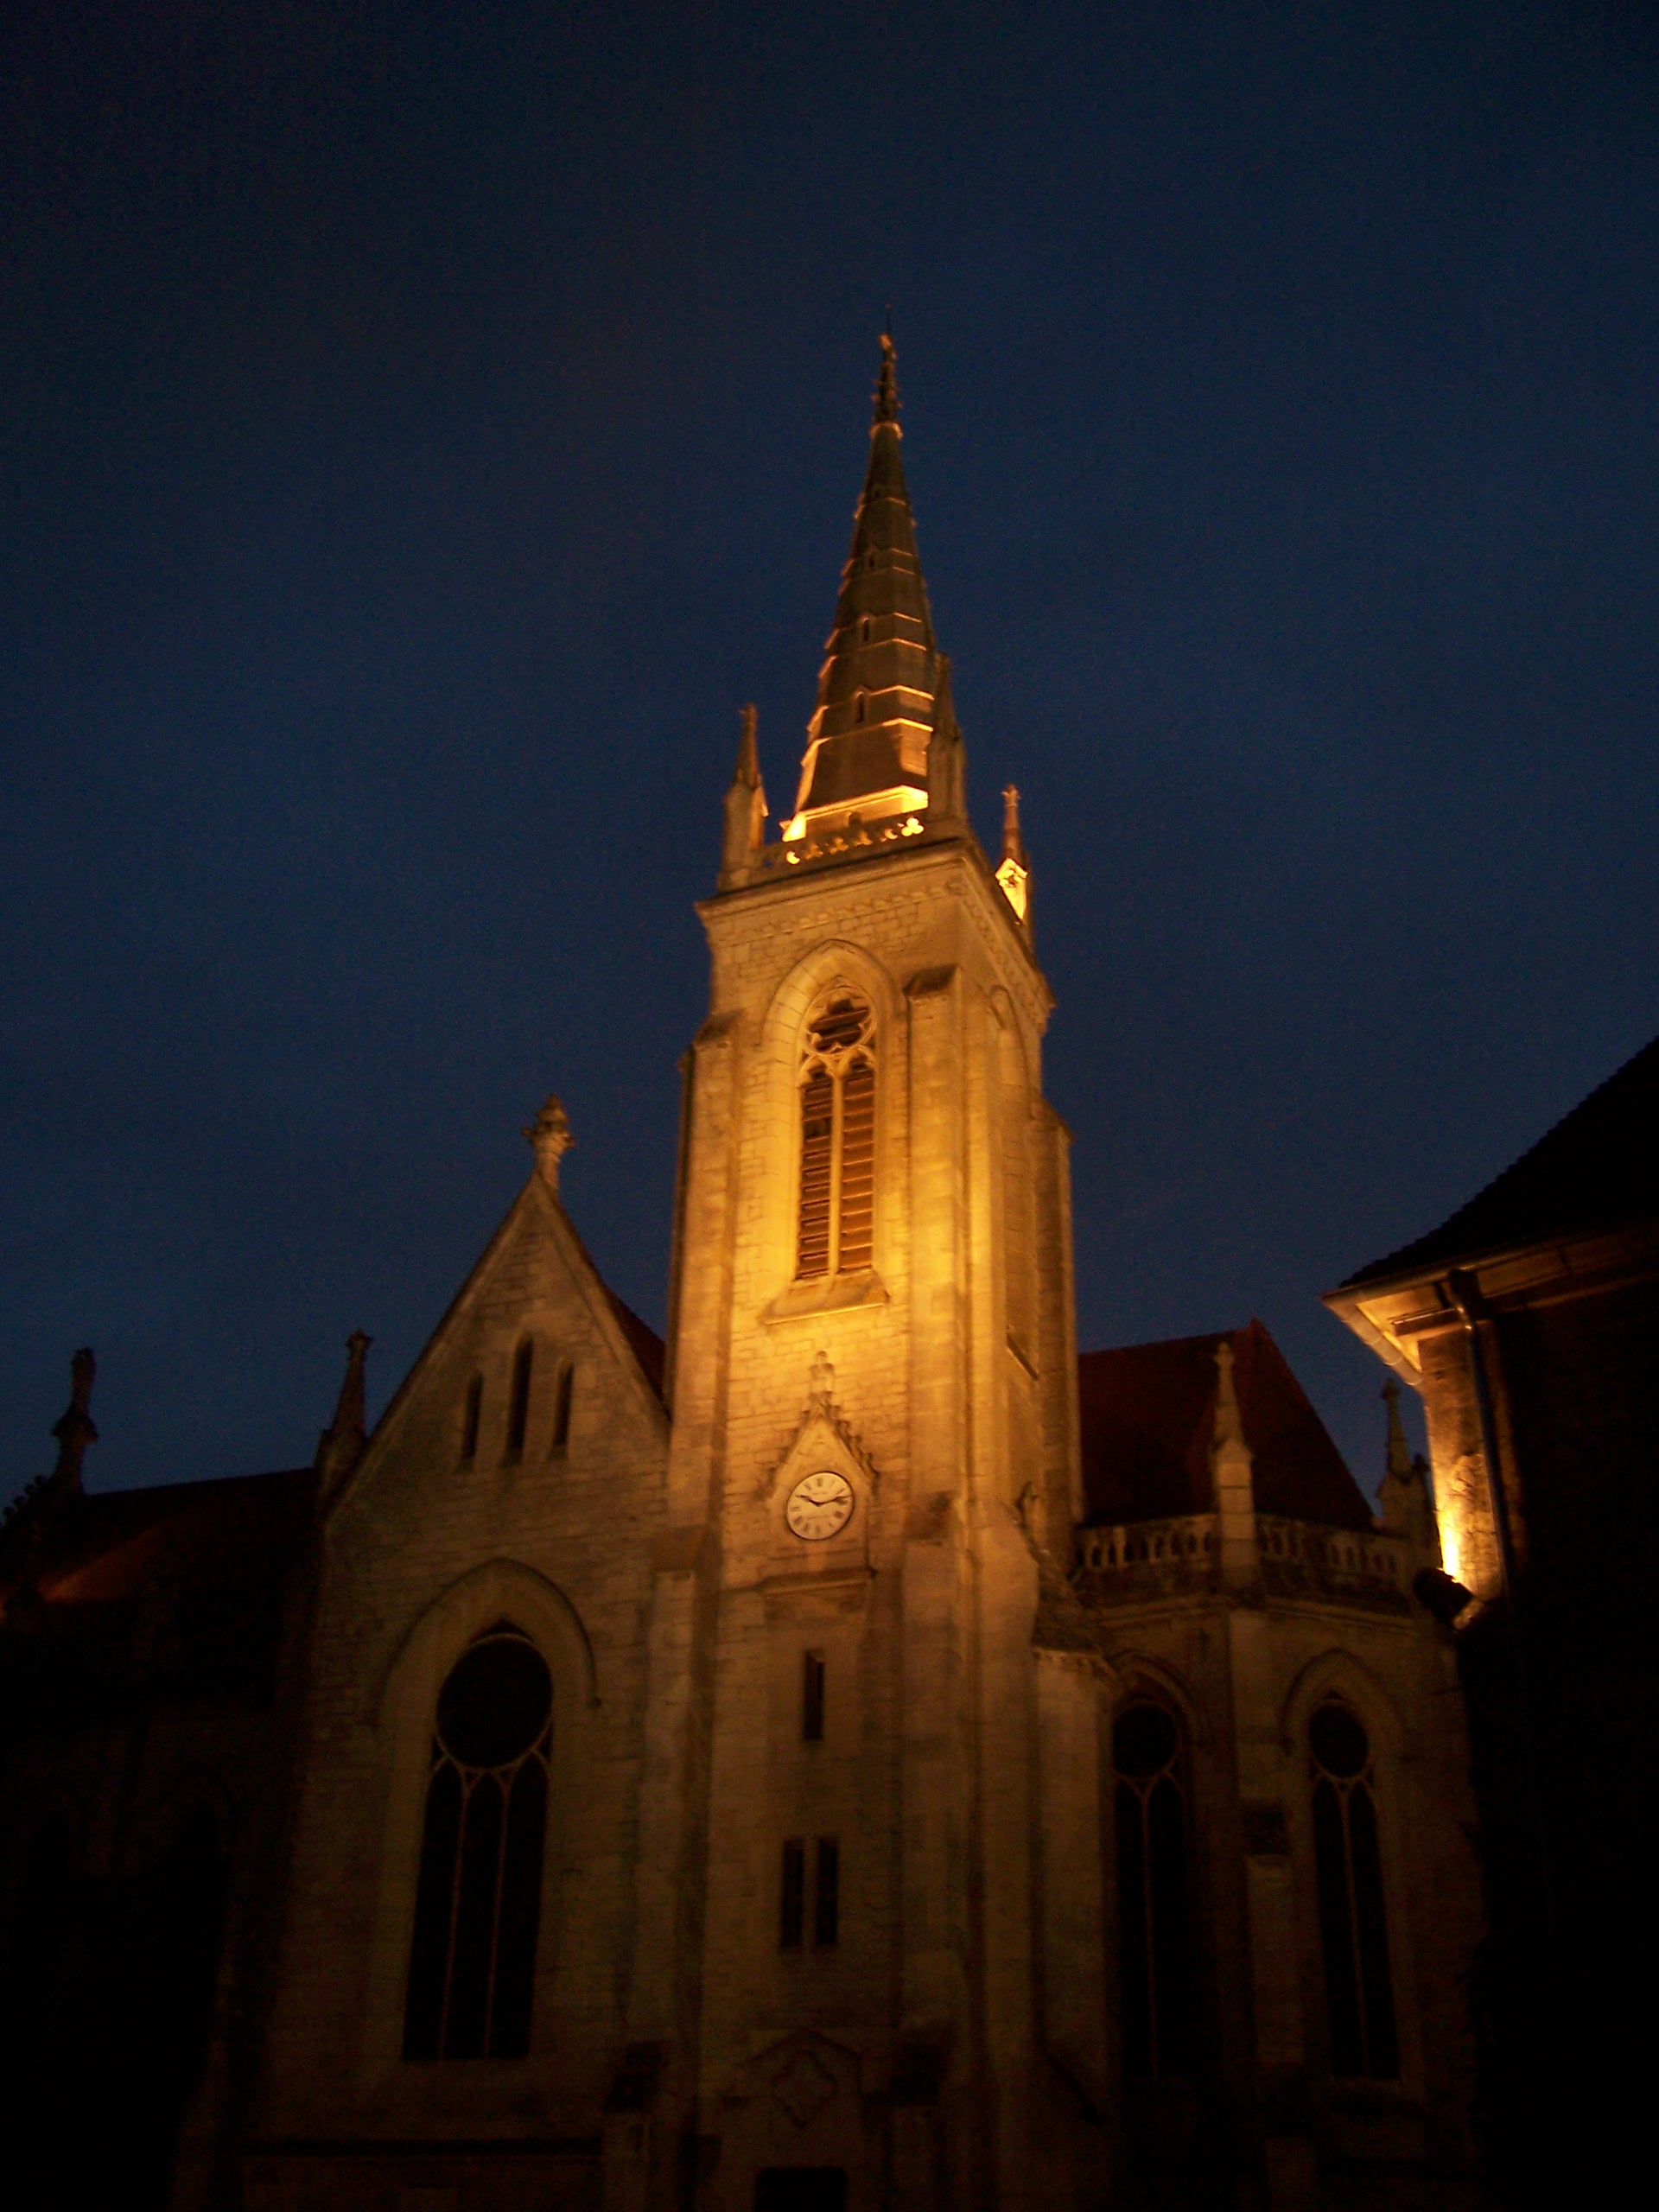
left=627, top=340, right=1109, bottom=2212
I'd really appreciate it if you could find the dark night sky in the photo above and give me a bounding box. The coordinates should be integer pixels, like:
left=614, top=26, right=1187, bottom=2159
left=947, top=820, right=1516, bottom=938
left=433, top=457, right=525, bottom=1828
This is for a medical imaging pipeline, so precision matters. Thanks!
left=3, top=2, right=1656, bottom=1510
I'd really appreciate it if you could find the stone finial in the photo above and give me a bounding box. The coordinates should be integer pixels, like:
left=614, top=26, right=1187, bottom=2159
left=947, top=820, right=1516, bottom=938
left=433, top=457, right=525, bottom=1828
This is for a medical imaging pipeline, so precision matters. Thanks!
left=330, top=1331, right=371, bottom=1442
left=315, top=1330, right=372, bottom=1490
left=1, top=1348, right=97, bottom=1611
left=1382, top=1376, right=1412, bottom=1481
left=49, top=1346, right=98, bottom=1495
left=995, top=783, right=1032, bottom=926
left=720, top=704, right=768, bottom=887
left=525, top=1094, right=575, bottom=1192
left=809, top=1349, right=836, bottom=1405
left=1211, top=1334, right=1259, bottom=1591
left=1378, top=1379, right=1436, bottom=1556
left=928, top=655, right=967, bottom=824
left=733, top=702, right=761, bottom=791
left=1001, top=784, right=1028, bottom=868
left=1213, top=1338, right=1247, bottom=1452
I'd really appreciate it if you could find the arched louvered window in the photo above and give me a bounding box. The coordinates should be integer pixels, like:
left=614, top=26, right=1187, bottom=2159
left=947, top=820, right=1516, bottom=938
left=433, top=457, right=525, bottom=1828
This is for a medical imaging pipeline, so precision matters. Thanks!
left=1310, top=1700, right=1399, bottom=2080
left=404, top=1624, right=551, bottom=2061
left=1115, top=1700, right=1194, bottom=2077
left=796, top=993, right=876, bottom=1280
left=505, top=1340, right=534, bottom=1459
left=461, top=1374, right=483, bottom=1463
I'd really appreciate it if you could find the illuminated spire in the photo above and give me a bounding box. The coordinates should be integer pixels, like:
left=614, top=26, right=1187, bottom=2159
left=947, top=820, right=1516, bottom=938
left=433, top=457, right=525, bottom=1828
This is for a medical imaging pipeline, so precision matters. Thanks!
left=785, top=333, right=944, bottom=840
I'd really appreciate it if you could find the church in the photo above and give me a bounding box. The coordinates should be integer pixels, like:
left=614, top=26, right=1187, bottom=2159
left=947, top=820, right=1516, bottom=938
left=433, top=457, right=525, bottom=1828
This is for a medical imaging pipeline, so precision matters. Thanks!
left=0, top=341, right=1485, bottom=2212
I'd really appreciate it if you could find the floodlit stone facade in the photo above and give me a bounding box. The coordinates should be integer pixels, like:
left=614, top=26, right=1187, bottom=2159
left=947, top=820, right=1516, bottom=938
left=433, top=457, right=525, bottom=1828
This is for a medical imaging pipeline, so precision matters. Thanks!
left=0, top=342, right=1484, bottom=2212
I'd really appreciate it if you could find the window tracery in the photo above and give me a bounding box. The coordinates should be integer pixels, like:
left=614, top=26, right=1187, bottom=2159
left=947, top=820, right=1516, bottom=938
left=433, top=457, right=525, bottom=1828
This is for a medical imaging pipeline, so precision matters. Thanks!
left=795, top=993, right=876, bottom=1280
left=403, top=1624, right=550, bottom=2061
left=1114, top=1699, right=1194, bottom=2077
left=1309, top=1699, right=1398, bottom=2080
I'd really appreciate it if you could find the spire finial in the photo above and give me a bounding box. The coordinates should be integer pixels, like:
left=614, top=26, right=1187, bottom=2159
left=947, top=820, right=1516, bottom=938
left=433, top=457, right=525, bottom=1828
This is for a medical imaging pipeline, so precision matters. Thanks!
left=873, top=331, right=899, bottom=429
left=49, top=1346, right=98, bottom=1494
left=524, top=1094, right=575, bottom=1193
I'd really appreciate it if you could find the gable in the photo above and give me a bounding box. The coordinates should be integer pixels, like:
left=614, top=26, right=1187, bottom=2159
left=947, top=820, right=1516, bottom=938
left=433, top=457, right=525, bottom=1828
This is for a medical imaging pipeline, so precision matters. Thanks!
left=331, top=1172, right=668, bottom=1523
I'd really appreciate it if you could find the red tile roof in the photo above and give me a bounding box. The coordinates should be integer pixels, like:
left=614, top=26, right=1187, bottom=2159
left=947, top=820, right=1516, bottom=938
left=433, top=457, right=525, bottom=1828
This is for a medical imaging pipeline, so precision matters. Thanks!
left=1077, top=1319, right=1373, bottom=1531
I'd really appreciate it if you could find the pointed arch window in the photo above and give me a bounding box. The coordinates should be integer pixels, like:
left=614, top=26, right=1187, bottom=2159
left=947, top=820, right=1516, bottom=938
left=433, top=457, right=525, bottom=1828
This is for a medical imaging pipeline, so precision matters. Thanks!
left=1114, top=1700, right=1195, bottom=2077
left=403, top=1624, right=551, bottom=2061
left=1310, top=1700, right=1399, bottom=2080
left=796, top=993, right=876, bottom=1280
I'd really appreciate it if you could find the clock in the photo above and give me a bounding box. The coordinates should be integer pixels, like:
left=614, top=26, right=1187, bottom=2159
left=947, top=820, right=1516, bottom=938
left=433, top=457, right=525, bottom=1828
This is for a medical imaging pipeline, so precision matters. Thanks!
left=785, top=1469, right=855, bottom=1542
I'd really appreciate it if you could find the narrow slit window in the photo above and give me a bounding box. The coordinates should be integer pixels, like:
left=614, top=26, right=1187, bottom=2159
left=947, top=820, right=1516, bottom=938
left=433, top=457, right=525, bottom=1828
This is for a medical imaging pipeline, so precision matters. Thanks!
left=403, top=1624, right=551, bottom=2061
left=1310, top=1701, right=1399, bottom=2080
left=779, top=1839, right=805, bottom=1950
left=855, top=691, right=866, bottom=723
left=802, top=1651, right=825, bottom=1743
left=814, top=1838, right=839, bottom=1948
left=795, top=994, right=877, bottom=1281
left=550, top=1363, right=573, bottom=1454
left=461, top=1374, right=483, bottom=1463
left=505, top=1341, right=534, bottom=1459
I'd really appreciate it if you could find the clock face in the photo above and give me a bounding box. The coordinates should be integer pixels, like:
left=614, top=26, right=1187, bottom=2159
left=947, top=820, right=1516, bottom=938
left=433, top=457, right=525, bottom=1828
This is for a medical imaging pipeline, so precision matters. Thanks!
left=785, top=1469, right=855, bottom=1542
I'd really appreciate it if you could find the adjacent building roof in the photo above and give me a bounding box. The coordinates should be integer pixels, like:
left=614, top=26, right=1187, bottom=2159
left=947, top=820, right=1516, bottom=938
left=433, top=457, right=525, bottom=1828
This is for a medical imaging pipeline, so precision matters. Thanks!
left=0, top=1465, right=316, bottom=1709
left=1340, top=1031, right=1659, bottom=1290
left=1077, top=1319, right=1373, bottom=1531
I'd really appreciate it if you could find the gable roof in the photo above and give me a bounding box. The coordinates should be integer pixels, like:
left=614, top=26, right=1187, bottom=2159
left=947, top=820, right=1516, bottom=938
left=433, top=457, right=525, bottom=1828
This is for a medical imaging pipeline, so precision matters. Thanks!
left=1340, top=1031, right=1659, bottom=1290
left=1077, top=1319, right=1373, bottom=1531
